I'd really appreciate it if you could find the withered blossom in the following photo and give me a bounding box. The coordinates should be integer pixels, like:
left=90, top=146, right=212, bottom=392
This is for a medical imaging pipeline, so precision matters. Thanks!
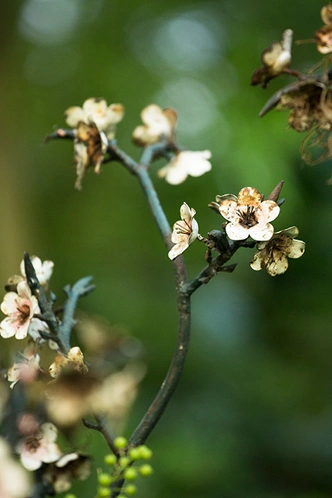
left=168, top=202, right=199, bottom=260
left=158, top=150, right=212, bottom=185
left=49, top=346, right=88, bottom=379
left=132, top=104, right=177, bottom=146
left=314, top=4, right=332, bottom=54
left=64, top=98, right=124, bottom=189
left=43, top=452, right=92, bottom=494
left=250, top=226, right=305, bottom=276
left=251, top=29, right=293, bottom=88
left=258, top=73, right=332, bottom=164
left=213, top=187, right=280, bottom=241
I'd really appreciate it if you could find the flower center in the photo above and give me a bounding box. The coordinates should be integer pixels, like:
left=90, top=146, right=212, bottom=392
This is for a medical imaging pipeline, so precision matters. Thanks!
left=237, top=206, right=258, bottom=228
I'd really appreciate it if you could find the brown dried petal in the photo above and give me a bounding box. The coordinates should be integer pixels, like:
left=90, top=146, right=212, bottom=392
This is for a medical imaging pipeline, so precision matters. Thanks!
left=321, top=3, right=332, bottom=25
left=315, top=25, right=332, bottom=54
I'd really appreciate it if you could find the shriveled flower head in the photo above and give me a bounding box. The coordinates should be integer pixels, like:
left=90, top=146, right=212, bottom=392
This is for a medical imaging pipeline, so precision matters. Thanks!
left=49, top=347, right=88, bottom=379
left=132, top=104, right=177, bottom=146
left=18, top=422, right=62, bottom=471
left=64, top=98, right=124, bottom=190
left=64, top=97, right=124, bottom=139
left=168, top=202, right=199, bottom=260
left=250, top=226, right=305, bottom=276
left=213, top=187, right=280, bottom=241
left=0, top=281, right=46, bottom=340
left=251, top=29, right=293, bottom=88
left=158, top=150, right=212, bottom=185
left=43, top=452, right=91, bottom=494
left=321, top=3, right=332, bottom=25
left=20, top=256, right=54, bottom=289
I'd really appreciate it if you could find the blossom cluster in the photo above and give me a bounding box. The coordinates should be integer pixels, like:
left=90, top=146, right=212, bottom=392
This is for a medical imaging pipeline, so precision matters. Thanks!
left=61, top=99, right=212, bottom=189
left=168, top=185, right=305, bottom=276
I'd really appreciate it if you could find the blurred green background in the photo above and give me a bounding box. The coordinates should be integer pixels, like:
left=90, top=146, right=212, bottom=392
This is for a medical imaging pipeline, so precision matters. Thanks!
left=1, top=1, right=332, bottom=497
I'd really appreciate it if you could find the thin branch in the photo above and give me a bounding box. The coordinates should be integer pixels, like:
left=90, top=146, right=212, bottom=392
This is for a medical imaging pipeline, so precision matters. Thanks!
left=59, top=276, right=95, bottom=351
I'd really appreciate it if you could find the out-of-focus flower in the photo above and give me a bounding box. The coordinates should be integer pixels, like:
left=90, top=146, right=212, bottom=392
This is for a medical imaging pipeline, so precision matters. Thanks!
left=20, top=256, right=54, bottom=289
left=213, top=187, right=280, bottom=241
left=49, top=347, right=88, bottom=379
left=132, top=104, right=177, bottom=146
left=0, top=281, right=48, bottom=340
left=321, top=3, right=332, bottom=25
left=250, top=226, right=305, bottom=276
left=46, top=371, right=101, bottom=427
left=0, top=437, right=31, bottom=498
left=98, top=363, right=146, bottom=427
left=64, top=97, right=124, bottom=139
left=64, top=98, right=124, bottom=190
left=168, top=202, right=199, bottom=260
left=7, top=347, right=41, bottom=389
left=43, top=452, right=92, bottom=494
left=314, top=4, right=332, bottom=54
left=251, top=29, right=293, bottom=88
left=315, top=25, right=332, bottom=54
left=18, top=422, right=62, bottom=471
left=158, top=150, right=212, bottom=185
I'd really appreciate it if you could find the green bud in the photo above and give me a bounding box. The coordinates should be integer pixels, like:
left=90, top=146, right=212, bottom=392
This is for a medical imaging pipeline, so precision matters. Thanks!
left=64, top=495, right=77, bottom=498
left=128, top=447, right=141, bottom=461
left=98, top=487, right=110, bottom=498
left=119, top=456, right=130, bottom=468
left=124, top=467, right=137, bottom=481
left=114, top=437, right=127, bottom=449
left=116, top=495, right=127, bottom=498
left=104, top=454, right=117, bottom=466
left=137, top=445, right=153, bottom=460
left=139, top=464, right=153, bottom=477
left=98, top=473, right=112, bottom=487
left=125, top=484, right=137, bottom=495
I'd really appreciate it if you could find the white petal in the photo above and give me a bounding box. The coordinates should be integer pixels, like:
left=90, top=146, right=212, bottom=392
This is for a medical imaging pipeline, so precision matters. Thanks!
left=225, top=223, right=249, bottom=241
left=64, top=106, right=85, bottom=127
left=249, top=223, right=274, bottom=241
left=168, top=241, right=189, bottom=260
left=218, top=200, right=238, bottom=222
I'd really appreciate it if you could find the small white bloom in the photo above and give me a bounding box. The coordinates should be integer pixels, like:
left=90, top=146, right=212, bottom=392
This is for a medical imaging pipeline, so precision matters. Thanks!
left=216, top=186, right=280, bottom=241
left=20, top=256, right=54, bottom=288
left=168, top=202, right=199, bottom=260
left=158, top=150, right=212, bottom=185
left=132, top=104, right=177, bottom=146
left=64, top=98, right=124, bottom=139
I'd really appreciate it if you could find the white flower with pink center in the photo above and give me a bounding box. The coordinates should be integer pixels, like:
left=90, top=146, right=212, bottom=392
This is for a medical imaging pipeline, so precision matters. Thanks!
left=18, top=422, right=62, bottom=471
left=0, top=281, right=45, bottom=340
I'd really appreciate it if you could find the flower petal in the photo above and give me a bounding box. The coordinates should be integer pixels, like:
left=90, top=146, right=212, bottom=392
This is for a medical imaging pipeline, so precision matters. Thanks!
left=287, top=239, right=306, bottom=259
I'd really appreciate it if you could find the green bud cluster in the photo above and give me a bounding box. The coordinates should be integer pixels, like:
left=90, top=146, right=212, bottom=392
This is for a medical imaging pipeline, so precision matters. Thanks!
left=96, top=437, right=153, bottom=497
